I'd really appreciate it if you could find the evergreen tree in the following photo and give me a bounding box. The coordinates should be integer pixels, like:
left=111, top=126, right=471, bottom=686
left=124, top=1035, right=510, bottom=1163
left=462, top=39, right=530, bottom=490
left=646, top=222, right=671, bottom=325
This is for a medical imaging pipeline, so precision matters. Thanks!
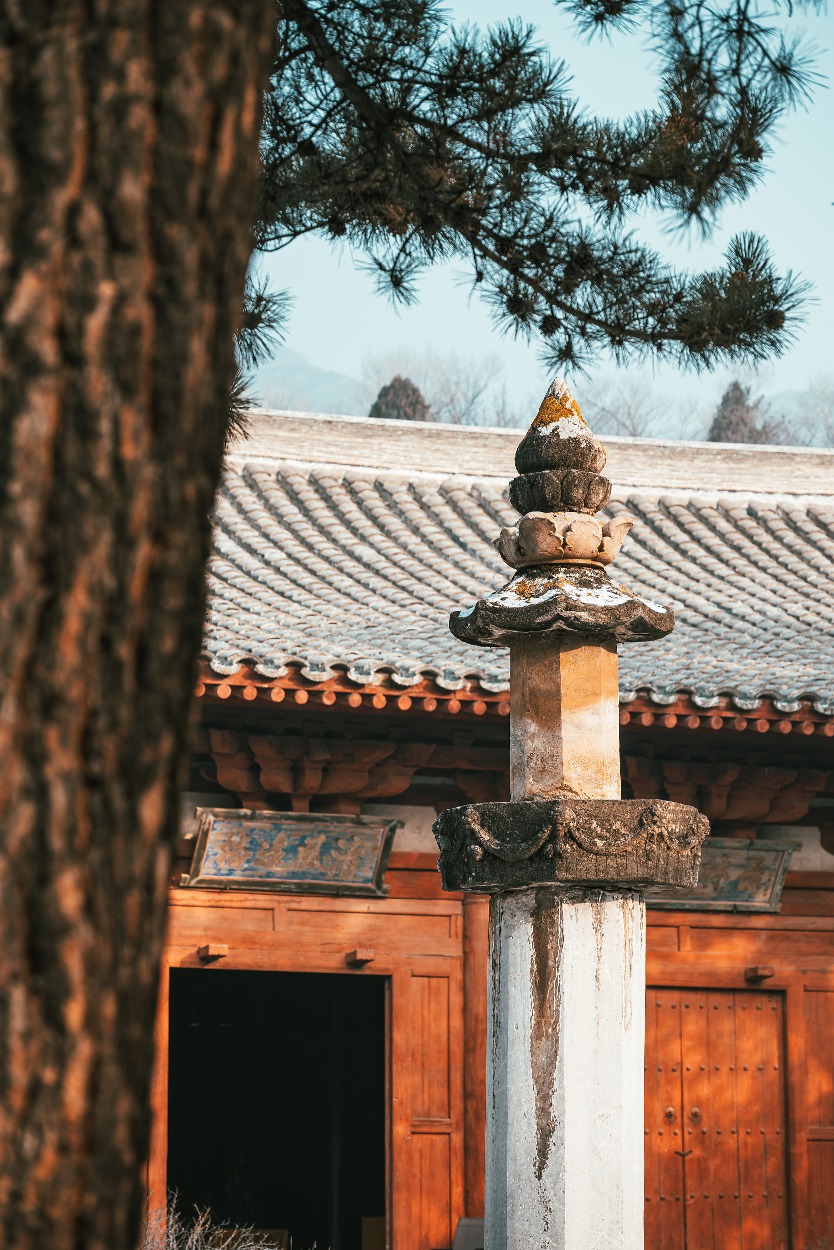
left=708, top=380, right=783, bottom=444
left=369, top=375, right=431, bottom=422
left=0, top=6, right=275, bottom=1250
left=257, top=0, right=819, bottom=374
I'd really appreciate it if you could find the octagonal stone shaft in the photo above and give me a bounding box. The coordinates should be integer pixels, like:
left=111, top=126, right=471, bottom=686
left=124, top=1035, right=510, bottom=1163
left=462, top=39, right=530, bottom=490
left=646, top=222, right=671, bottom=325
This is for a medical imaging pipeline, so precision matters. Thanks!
left=509, top=635, right=620, bottom=801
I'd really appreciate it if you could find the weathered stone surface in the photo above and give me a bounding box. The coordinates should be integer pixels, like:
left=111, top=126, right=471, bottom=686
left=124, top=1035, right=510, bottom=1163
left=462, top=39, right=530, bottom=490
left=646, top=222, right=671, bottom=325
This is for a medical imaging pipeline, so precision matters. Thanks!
left=485, top=887, right=646, bottom=1250
left=509, top=637, right=620, bottom=801
left=433, top=797, right=710, bottom=893
left=514, top=378, right=607, bottom=475
left=508, top=468, right=612, bottom=515
left=450, top=563, right=674, bottom=646
left=495, top=511, right=634, bottom=569
left=446, top=377, right=674, bottom=648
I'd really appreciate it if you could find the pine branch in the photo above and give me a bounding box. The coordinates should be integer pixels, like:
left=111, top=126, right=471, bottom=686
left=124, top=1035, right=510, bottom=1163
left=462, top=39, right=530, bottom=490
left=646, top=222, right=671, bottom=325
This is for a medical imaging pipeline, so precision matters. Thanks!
left=257, top=0, right=818, bottom=369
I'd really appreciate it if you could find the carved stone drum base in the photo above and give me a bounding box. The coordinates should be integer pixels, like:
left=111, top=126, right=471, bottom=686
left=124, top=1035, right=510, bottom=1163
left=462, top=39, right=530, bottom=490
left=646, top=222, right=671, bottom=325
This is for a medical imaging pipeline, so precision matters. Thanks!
left=434, top=797, right=710, bottom=894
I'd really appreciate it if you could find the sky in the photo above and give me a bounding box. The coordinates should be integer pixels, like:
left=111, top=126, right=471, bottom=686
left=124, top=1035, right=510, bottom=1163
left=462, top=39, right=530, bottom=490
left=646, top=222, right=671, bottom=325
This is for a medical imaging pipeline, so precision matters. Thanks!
left=256, top=1, right=833, bottom=423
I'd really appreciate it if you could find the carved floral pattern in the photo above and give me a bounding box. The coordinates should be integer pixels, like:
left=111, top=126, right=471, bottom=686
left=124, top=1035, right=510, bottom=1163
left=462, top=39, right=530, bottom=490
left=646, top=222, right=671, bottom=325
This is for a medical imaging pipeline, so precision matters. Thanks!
left=433, top=797, right=710, bottom=894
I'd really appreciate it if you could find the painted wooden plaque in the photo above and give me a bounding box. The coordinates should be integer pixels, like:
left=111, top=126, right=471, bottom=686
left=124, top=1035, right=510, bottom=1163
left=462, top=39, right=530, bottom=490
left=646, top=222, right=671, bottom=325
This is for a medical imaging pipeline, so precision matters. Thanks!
left=646, top=836, right=799, bottom=912
left=186, top=809, right=401, bottom=895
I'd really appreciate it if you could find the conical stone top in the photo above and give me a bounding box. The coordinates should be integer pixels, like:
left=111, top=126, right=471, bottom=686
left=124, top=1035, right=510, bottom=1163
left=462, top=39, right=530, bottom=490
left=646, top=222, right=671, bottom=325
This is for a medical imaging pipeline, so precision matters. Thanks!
left=515, top=377, right=605, bottom=474
left=449, top=376, right=675, bottom=646
left=509, top=378, right=612, bottom=514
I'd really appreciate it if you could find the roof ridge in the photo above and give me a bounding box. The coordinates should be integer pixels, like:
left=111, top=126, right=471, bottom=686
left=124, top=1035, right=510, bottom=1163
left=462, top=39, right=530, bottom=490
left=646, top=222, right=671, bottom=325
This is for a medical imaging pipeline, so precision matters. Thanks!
left=226, top=410, right=834, bottom=497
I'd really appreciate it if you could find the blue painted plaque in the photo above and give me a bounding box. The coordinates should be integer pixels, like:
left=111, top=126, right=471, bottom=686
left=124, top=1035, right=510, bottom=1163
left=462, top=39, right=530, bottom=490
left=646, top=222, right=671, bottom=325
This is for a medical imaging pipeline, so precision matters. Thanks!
left=646, top=837, right=800, bottom=912
left=186, top=809, right=402, bottom=895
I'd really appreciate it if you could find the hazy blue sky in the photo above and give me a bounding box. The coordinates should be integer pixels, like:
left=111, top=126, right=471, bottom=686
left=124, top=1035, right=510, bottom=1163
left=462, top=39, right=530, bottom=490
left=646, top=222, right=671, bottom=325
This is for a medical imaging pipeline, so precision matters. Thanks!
left=257, top=1, right=833, bottom=417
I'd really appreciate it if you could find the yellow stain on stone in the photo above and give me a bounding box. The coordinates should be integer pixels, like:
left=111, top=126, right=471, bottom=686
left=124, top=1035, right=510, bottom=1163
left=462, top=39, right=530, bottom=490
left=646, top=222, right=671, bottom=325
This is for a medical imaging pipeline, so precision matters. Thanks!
left=532, top=386, right=585, bottom=429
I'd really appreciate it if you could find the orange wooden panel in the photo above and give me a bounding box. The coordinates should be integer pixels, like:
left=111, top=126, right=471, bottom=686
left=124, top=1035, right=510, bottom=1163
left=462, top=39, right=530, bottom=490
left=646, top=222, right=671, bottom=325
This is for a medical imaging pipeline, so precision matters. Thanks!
left=759, top=994, right=790, bottom=1249
left=807, top=1140, right=834, bottom=1248
left=679, top=990, right=715, bottom=1250
left=735, top=992, right=788, bottom=1250
left=645, top=989, right=686, bottom=1250
left=805, top=989, right=834, bottom=1127
left=707, top=991, right=743, bottom=1250
left=779, top=890, right=834, bottom=917
left=735, top=994, right=768, bottom=1247
left=284, top=909, right=452, bottom=941
left=388, top=853, right=444, bottom=871
left=786, top=872, right=834, bottom=890
left=168, top=903, right=275, bottom=933
left=462, top=896, right=488, bottom=1219
left=411, top=1134, right=452, bottom=1250
left=690, top=930, right=834, bottom=958
left=647, top=928, right=680, bottom=951
left=650, top=912, right=834, bottom=932
left=282, top=896, right=460, bottom=915
left=387, top=869, right=449, bottom=900
left=399, top=964, right=463, bottom=1250
left=647, top=987, right=790, bottom=1250
left=389, top=969, right=414, bottom=1250
left=412, top=975, right=452, bottom=1120
left=644, top=988, right=661, bottom=1250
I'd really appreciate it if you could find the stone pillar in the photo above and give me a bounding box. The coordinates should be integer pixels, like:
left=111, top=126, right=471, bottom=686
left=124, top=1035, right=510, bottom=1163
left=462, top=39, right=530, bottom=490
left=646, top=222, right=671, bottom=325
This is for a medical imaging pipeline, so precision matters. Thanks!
left=434, top=378, right=709, bottom=1250
left=486, top=888, right=645, bottom=1250
left=509, top=636, right=620, bottom=801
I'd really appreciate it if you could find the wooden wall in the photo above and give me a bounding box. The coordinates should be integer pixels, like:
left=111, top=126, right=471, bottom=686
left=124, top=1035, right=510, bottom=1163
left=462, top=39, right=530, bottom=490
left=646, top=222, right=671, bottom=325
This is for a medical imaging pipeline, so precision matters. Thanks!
left=150, top=859, right=834, bottom=1250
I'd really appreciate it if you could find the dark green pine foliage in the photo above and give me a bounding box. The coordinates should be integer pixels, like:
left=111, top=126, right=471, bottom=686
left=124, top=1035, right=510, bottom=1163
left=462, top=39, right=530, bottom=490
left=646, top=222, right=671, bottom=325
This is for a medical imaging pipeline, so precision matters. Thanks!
left=229, top=268, right=293, bottom=439
left=369, top=375, right=431, bottom=422
left=707, top=380, right=782, bottom=444
left=255, top=0, right=817, bottom=374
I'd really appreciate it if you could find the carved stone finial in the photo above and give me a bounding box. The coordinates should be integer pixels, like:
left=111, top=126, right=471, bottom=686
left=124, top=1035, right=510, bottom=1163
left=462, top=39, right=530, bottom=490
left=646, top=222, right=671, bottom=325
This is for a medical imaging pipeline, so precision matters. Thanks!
left=449, top=375, right=674, bottom=646
left=510, top=377, right=612, bottom=513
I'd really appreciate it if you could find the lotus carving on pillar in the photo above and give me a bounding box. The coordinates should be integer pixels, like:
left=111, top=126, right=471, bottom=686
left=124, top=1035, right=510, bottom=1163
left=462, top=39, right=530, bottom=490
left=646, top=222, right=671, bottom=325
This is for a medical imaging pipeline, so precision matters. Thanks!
left=495, top=511, right=635, bottom=568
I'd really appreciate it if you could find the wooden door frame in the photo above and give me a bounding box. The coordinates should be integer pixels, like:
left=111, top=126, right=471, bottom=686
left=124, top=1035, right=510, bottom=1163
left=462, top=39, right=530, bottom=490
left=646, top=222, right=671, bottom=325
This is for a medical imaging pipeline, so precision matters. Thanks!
left=148, top=949, right=395, bottom=1224
left=148, top=888, right=466, bottom=1249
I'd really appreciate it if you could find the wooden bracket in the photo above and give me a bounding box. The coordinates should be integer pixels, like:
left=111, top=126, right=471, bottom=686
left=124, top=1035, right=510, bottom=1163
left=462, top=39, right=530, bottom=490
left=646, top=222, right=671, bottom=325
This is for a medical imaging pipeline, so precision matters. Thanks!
left=744, top=964, right=776, bottom=983
left=197, top=943, right=229, bottom=962
left=345, top=948, right=375, bottom=967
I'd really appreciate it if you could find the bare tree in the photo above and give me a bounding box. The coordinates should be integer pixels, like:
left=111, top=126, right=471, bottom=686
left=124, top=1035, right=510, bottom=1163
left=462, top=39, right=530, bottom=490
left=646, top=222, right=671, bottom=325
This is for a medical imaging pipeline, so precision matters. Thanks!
left=796, top=374, right=834, bottom=446
left=362, top=347, right=538, bottom=427
left=582, top=373, right=709, bottom=441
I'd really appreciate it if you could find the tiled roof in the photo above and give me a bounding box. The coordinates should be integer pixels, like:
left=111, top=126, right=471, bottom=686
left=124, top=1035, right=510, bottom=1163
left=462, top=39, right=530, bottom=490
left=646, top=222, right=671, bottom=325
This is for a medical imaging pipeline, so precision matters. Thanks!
left=204, top=413, right=834, bottom=715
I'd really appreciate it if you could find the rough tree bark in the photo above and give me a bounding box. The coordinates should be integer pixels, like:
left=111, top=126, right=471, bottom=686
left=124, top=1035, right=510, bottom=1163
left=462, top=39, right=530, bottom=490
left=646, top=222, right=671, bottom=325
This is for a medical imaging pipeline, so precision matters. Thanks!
left=0, top=5, right=275, bottom=1249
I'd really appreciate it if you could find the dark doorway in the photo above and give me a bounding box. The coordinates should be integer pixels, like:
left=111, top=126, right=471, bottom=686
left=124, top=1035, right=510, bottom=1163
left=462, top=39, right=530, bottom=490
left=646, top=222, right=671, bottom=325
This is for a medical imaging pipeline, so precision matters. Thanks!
left=167, top=969, right=386, bottom=1250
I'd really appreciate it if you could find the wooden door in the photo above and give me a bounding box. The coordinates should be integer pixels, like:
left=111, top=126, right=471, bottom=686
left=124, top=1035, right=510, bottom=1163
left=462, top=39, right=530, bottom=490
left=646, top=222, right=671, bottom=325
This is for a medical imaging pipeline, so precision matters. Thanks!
left=645, top=988, right=789, bottom=1250
left=391, top=960, right=465, bottom=1250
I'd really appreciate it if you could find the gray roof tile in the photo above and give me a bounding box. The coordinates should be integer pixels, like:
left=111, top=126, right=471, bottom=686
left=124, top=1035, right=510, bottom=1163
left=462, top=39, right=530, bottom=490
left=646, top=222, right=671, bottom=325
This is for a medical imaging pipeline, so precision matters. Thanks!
left=203, top=457, right=834, bottom=714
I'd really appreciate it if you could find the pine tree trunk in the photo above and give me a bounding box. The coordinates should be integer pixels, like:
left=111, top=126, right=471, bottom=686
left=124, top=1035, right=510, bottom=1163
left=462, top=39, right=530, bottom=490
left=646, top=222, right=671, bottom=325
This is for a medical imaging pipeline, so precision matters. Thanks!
left=0, top=5, right=275, bottom=1248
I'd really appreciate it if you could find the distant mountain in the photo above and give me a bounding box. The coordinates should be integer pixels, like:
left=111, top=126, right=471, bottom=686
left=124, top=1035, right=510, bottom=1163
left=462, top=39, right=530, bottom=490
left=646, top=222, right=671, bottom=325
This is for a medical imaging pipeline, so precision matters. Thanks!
left=250, top=345, right=367, bottom=416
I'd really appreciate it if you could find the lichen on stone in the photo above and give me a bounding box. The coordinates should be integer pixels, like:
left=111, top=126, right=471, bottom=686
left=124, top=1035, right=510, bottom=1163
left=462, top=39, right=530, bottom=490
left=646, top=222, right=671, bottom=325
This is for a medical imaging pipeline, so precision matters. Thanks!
left=531, top=377, right=586, bottom=430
